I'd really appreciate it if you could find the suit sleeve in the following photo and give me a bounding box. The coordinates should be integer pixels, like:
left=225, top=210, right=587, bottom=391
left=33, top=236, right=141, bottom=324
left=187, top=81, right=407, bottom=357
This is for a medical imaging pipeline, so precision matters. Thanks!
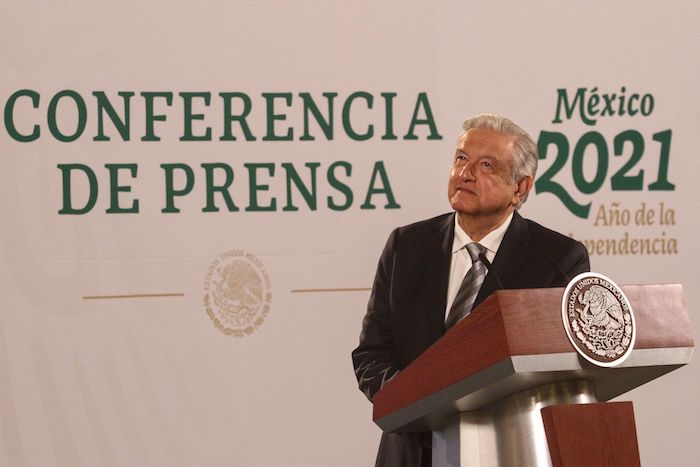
left=351, top=229, right=402, bottom=401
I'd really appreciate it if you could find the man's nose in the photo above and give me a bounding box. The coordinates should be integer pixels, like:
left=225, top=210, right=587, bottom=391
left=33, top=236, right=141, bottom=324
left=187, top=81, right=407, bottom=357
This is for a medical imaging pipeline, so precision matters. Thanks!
left=458, top=162, right=476, bottom=180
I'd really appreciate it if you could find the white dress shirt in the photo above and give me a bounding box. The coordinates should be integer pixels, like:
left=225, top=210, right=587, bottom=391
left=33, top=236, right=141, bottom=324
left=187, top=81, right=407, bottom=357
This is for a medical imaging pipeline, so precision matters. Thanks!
left=444, top=212, right=514, bottom=319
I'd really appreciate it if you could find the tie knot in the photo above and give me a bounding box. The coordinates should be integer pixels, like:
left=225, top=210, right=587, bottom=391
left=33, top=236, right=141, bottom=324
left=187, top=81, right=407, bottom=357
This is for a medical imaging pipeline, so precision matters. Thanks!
left=465, top=242, right=485, bottom=262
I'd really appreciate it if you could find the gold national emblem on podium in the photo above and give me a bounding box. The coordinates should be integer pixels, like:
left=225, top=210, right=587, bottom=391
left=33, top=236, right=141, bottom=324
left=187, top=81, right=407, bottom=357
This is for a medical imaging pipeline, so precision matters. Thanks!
left=561, top=273, right=636, bottom=367
left=203, top=250, right=272, bottom=337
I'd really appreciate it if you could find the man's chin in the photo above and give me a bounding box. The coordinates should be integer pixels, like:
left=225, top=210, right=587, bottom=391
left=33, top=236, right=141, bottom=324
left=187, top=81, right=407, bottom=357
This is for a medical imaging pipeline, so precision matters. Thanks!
left=449, top=201, right=479, bottom=215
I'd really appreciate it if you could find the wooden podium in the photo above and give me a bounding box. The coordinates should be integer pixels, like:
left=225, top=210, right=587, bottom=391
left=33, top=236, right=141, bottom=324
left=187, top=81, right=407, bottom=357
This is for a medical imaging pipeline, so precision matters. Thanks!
left=372, top=284, right=694, bottom=467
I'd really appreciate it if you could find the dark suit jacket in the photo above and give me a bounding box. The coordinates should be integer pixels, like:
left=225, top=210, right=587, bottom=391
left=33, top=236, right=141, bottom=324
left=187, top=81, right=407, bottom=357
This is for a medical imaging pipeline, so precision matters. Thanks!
left=352, top=211, right=590, bottom=467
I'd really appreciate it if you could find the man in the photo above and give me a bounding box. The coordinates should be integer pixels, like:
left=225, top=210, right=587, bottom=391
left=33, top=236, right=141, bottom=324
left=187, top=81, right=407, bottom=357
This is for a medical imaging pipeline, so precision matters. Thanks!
left=351, top=114, right=590, bottom=467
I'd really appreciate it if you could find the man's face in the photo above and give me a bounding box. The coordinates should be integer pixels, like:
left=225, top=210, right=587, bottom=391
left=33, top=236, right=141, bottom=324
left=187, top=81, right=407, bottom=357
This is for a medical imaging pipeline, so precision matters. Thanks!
left=448, top=128, right=522, bottom=219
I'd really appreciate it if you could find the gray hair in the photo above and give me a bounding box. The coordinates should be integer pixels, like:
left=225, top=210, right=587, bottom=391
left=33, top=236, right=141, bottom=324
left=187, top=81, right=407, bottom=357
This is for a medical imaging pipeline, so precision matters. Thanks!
left=461, top=114, right=538, bottom=207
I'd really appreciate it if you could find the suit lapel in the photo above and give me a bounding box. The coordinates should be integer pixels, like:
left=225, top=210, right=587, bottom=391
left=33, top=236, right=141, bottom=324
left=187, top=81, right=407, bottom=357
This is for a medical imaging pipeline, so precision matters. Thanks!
left=474, top=211, right=530, bottom=308
left=408, top=213, right=453, bottom=339
left=428, top=213, right=455, bottom=315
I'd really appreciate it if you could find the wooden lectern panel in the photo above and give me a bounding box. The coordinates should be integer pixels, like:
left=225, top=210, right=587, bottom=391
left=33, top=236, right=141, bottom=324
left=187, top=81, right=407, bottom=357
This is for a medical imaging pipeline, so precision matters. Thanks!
left=541, top=402, right=641, bottom=467
left=484, top=284, right=693, bottom=356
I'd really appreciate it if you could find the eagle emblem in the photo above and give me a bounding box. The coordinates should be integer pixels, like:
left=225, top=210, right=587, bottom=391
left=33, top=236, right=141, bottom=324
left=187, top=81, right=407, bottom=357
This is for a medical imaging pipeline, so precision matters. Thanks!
left=562, top=273, right=635, bottom=367
left=203, top=250, right=272, bottom=336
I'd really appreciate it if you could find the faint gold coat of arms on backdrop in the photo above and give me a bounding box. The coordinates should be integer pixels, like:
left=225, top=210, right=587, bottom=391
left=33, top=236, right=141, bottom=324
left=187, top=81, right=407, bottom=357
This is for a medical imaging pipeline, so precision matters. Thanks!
left=203, top=250, right=272, bottom=336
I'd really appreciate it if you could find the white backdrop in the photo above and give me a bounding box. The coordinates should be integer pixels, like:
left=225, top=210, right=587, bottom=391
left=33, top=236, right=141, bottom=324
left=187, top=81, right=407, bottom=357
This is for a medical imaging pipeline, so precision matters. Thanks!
left=1, top=2, right=698, bottom=466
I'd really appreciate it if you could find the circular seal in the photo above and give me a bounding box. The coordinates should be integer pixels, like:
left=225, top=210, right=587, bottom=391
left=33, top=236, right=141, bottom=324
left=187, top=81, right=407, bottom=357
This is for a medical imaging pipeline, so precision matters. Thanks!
left=561, top=272, right=635, bottom=367
left=203, top=250, right=272, bottom=337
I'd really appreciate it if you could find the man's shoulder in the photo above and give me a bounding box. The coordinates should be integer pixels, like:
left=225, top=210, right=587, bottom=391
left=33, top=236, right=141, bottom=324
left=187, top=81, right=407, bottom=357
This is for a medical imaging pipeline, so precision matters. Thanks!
left=380, top=213, right=453, bottom=254
left=400, top=212, right=453, bottom=230
left=394, top=212, right=454, bottom=238
left=518, top=214, right=585, bottom=253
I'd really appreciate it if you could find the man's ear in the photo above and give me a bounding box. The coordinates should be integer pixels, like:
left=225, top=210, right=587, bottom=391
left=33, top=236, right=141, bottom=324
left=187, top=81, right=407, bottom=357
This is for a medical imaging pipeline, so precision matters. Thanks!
left=513, top=176, right=533, bottom=204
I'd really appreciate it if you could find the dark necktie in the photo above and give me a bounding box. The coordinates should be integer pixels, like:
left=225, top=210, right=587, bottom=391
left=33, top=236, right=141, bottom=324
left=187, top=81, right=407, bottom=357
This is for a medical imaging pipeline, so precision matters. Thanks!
left=445, top=242, right=487, bottom=329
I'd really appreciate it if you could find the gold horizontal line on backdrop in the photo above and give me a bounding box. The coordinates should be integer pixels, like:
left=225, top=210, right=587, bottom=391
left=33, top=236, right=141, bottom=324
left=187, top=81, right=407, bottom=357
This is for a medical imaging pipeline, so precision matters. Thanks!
left=291, top=287, right=371, bottom=293
left=82, top=293, right=185, bottom=300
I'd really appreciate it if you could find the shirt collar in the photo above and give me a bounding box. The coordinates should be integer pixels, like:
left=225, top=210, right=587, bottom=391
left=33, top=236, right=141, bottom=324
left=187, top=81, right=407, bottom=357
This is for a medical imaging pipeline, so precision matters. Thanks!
left=452, top=211, right=514, bottom=255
